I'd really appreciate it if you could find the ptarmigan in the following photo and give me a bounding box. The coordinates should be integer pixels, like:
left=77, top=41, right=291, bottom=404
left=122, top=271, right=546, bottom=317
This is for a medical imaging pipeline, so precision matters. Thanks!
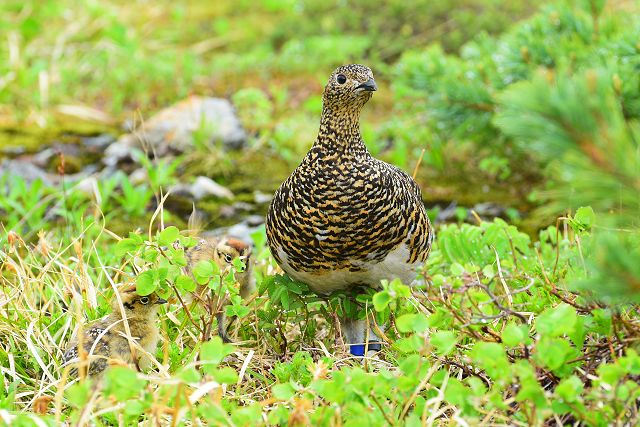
left=265, top=64, right=434, bottom=356
left=185, top=236, right=254, bottom=342
left=63, top=285, right=167, bottom=378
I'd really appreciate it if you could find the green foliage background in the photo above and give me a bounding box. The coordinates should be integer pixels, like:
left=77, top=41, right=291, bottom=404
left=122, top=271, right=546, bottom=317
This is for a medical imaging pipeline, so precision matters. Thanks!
left=0, top=0, right=639, bottom=426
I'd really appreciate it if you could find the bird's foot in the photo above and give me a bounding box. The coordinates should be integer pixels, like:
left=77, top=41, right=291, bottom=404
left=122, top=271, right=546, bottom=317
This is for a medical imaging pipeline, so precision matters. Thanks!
left=349, top=341, right=383, bottom=357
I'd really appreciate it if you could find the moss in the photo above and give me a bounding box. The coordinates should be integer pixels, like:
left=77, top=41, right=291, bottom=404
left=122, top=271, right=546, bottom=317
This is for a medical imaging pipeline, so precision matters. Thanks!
left=0, top=119, right=117, bottom=155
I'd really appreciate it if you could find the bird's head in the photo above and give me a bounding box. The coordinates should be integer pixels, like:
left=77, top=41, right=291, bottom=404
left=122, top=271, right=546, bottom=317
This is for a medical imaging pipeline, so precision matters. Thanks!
left=189, top=237, right=252, bottom=268
left=113, top=285, right=168, bottom=319
left=323, top=64, right=377, bottom=111
left=215, top=237, right=252, bottom=267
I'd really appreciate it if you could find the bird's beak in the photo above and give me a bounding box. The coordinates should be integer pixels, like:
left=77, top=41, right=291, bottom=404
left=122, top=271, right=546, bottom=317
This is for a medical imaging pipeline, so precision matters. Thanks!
left=356, top=78, right=377, bottom=92
left=156, top=297, right=168, bottom=305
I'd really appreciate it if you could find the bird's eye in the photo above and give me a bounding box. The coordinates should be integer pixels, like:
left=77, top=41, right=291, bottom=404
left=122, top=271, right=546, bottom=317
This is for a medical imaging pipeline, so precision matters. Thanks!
left=223, top=253, right=233, bottom=263
left=140, top=296, right=150, bottom=305
left=336, top=74, right=347, bottom=84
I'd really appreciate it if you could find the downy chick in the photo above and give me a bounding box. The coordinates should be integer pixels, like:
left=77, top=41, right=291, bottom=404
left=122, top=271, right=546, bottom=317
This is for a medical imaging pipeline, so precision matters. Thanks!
left=186, top=236, right=255, bottom=342
left=63, top=285, right=167, bottom=378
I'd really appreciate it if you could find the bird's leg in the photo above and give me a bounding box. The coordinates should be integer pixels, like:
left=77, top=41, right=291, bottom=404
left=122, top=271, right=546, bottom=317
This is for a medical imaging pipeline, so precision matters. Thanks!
left=216, top=311, right=232, bottom=343
left=339, top=316, right=383, bottom=356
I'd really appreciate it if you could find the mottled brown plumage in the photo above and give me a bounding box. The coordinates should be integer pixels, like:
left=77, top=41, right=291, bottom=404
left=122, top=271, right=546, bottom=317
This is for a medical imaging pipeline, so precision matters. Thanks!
left=265, top=64, right=434, bottom=348
left=62, top=285, right=167, bottom=378
left=185, top=236, right=255, bottom=342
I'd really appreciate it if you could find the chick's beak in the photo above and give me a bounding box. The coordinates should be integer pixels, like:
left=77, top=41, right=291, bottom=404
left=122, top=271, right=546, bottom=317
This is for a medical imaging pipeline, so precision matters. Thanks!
left=356, top=78, right=377, bottom=92
left=156, top=297, right=168, bottom=305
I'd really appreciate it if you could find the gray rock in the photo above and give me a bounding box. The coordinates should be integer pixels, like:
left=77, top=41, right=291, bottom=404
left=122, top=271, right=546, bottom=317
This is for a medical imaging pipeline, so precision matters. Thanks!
left=204, top=221, right=261, bottom=246
left=82, top=134, right=116, bottom=152
left=106, top=96, right=247, bottom=165
left=170, top=176, right=234, bottom=200
left=253, top=191, right=273, bottom=204
left=0, top=159, right=54, bottom=186
left=244, top=215, right=265, bottom=227
left=190, top=176, right=234, bottom=200
left=169, top=183, right=193, bottom=198
left=31, top=143, right=83, bottom=169
left=74, top=176, right=98, bottom=196
left=128, top=168, right=148, bottom=185
left=32, top=148, right=56, bottom=168
left=104, top=140, right=132, bottom=167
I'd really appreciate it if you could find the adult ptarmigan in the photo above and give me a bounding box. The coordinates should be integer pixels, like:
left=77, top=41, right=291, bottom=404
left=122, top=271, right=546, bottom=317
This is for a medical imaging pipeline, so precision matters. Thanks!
left=265, top=64, right=434, bottom=355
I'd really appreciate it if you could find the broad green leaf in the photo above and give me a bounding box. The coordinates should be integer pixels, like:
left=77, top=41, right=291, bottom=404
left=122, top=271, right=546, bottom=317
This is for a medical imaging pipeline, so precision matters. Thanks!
left=200, top=337, right=235, bottom=368
left=444, top=377, right=470, bottom=408
left=136, top=270, right=157, bottom=295
left=213, top=367, right=238, bottom=384
left=450, top=263, right=465, bottom=276
left=372, top=291, right=392, bottom=311
left=573, top=206, right=596, bottom=231
left=482, top=264, right=495, bottom=279
left=65, top=380, right=93, bottom=407
left=502, top=323, right=528, bottom=347
left=115, top=238, right=140, bottom=256
left=555, top=375, right=583, bottom=403
left=396, top=313, right=429, bottom=333
left=430, top=331, right=457, bottom=355
left=470, top=342, right=510, bottom=381
left=103, top=367, right=146, bottom=402
left=535, top=337, right=573, bottom=371
left=157, top=226, right=179, bottom=246
left=193, top=260, right=216, bottom=284
left=536, top=304, right=577, bottom=338
left=176, top=274, right=196, bottom=292
left=272, top=382, right=296, bottom=400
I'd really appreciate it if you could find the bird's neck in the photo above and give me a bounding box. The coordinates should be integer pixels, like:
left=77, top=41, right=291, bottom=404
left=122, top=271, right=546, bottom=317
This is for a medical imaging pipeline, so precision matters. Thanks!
left=314, top=105, right=367, bottom=156
left=110, top=309, right=155, bottom=328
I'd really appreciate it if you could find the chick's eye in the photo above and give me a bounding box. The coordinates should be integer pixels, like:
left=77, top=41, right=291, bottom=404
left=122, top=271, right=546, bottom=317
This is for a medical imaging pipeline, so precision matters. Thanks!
left=223, top=254, right=233, bottom=263
left=140, top=296, right=150, bottom=305
left=336, top=74, right=347, bottom=84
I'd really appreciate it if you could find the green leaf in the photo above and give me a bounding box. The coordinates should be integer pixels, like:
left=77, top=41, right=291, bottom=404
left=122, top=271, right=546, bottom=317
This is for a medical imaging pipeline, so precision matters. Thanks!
left=272, top=382, right=296, bottom=400
left=396, top=314, right=416, bottom=333
left=115, top=238, right=140, bottom=256
left=200, top=337, right=235, bottom=372
left=514, top=361, right=547, bottom=407
left=65, top=380, right=93, bottom=407
left=450, top=263, right=465, bottom=276
left=502, top=323, right=528, bottom=347
left=372, top=290, right=392, bottom=311
left=157, top=226, right=180, bottom=246
left=396, top=313, right=429, bottom=334
left=536, top=304, right=577, bottom=338
left=573, top=206, right=596, bottom=230
left=597, top=363, right=625, bottom=385
left=176, top=274, right=197, bottom=292
left=555, top=375, right=583, bottom=403
left=213, top=367, right=238, bottom=384
left=226, top=304, right=250, bottom=317
left=136, top=270, right=157, bottom=296
left=103, top=367, right=146, bottom=402
left=535, top=337, right=573, bottom=371
left=444, top=377, right=470, bottom=408
left=193, top=260, right=216, bottom=285
left=470, top=342, right=510, bottom=381
left=430, top=331, right=457, bottom=356
left=482, top=264, right=495, bottom=279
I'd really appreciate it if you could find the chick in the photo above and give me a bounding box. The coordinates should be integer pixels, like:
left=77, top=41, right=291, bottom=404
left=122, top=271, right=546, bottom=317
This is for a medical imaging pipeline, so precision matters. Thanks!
left=62, top=285, right=167, bottom=378
left=186, top=236, right=255, bottom=342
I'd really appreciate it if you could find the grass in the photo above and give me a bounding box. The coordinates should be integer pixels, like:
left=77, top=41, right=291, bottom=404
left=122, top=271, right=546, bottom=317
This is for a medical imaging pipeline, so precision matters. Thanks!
left=1, top=1, right=640, bottom=425
left=1, top=197, right=639, bottom=425
left=0, top=0, right=540, bottom=130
